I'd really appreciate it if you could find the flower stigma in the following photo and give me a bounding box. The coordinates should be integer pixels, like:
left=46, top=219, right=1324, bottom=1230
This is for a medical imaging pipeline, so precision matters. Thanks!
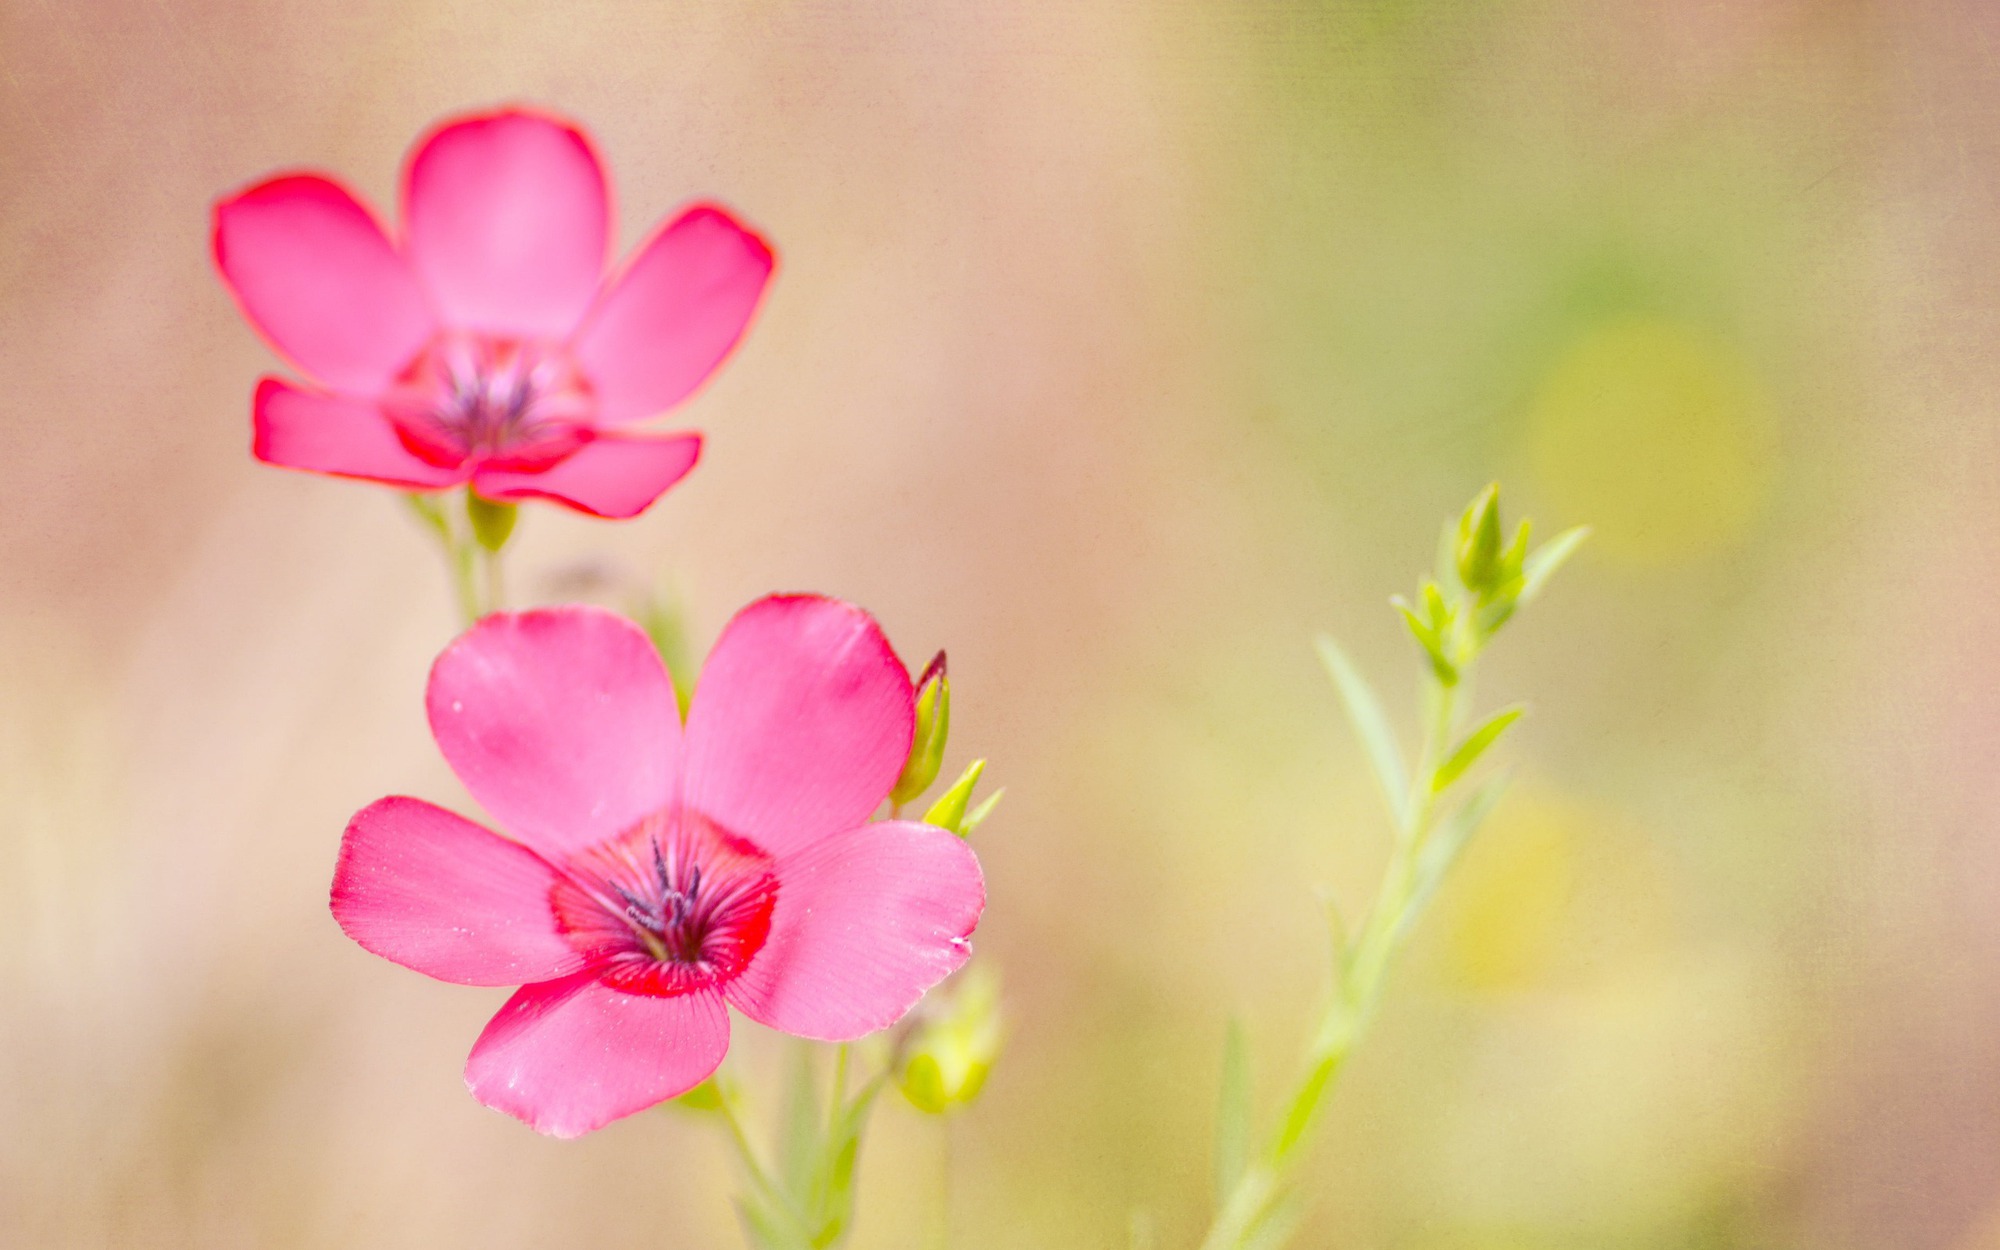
left=551, top=811, right=778, bottom=997
left=385, top=332, right=596, bottom=472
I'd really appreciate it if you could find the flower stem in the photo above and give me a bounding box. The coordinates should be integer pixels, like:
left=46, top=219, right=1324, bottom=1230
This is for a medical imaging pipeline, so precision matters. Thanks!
left=482, top=543, right=506, bottom=615
left=715, top=1077, right=816, bottom=1250
left=717, top=1087, right=778, bottom=1199
left=404, top=489, right=514, bottom=626
left=450, top=536, right=481, bottom=626
left=1196, top=645, right=1468, bottom=1250
left=828, top=1044, right=850, bottom=1132
left=928, top=1116, right=953, bottom=1250
left=402, top=494, right=482, bottom=627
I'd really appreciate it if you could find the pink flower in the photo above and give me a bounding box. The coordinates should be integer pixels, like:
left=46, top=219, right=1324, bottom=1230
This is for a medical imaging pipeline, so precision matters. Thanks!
left=331, top=597, right=986, bottom=1137
left=212, top=107, right=775, bottom=518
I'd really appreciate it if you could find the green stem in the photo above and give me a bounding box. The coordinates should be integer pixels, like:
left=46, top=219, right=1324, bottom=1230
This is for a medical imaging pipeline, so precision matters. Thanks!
left=483, top=543, right=506, bottom=616
left=828, top=1044, right=850, bottom=1135
left=716, top=1080, right=817, bottom=1250
left=929, top=1117, right=953, bottom=1250
left=403, top=493, right=482, bottom=627
left=717, top=1086, right=778, bottom=1200
left=1196, top=653, right=1470, bottom=1250
left=450, top=536, right=480, bottom=627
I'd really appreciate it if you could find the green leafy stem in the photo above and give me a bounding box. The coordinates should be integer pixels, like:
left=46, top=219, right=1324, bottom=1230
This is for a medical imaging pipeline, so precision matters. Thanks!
left=1196, top=487, right=1586, bottom=1250
left=708, top=1042, right=894, bottom=1250
left=405, top=489, right=517, bottom=625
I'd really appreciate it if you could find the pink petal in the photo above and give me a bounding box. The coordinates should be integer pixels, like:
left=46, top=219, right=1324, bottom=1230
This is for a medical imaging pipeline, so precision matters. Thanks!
left=253, top=377, right=468, bottom=490
left=212, top=175, right=438, bottom=393
left=572, top=204, right=775, bottom=424
left=427, top=607, right=681, bottom=861
left=402, top=109, right=609, bottom=339
left=471, top=432, right=702, bottom=519
left=331, top=796, right=584, bottom=987
left=466, top=974, right=728, bottom=1138
left=684, top=596, right=915, bottom=860
left=726, top=821, right=983, bottom=1040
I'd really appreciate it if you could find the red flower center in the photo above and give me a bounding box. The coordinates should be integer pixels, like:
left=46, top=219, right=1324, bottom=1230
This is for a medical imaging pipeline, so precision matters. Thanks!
left=550, top=810, right=778, bottom=997
left=383, top=332, right=597, bottom=473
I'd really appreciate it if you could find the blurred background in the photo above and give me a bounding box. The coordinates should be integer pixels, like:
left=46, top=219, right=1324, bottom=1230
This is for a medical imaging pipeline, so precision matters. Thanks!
left=2, top=0, right=1995, bottom=1246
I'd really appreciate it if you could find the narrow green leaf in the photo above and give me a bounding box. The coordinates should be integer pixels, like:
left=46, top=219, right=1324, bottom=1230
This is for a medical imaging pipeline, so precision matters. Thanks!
left=1314, top=636, right=1408, bottom=823
left=1390, top=595, right=1458, bottom=686
left=923, top=759, right=987, bottom=834
left=402, top=492, right=450, bottom=541
left=1270, top=1051, right=1337, bottom=1167
left=812, top=1131, right=863, bottom=1244
left=1431, top=705, right=1526, bottom=794
left=1519, top=526, right=1589, bottom=604
left=1390, top=595, right=1431, bottom=644
left=959, top=786, right=1004, bottom=835
left=737, top=1193, right=812, bottom=1250
left=1399, top=771, right=1512, bottom=941
left=1243, top=1189, right=1308, bottom=1250
left=810, top=1078, right=882, bottom=1241
left=1214, top=1018, right=1252, bottom=1204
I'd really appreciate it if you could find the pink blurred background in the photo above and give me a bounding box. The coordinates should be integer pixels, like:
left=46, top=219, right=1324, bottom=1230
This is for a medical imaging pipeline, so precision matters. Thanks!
left=5, top=1, right=2000, bottom=1246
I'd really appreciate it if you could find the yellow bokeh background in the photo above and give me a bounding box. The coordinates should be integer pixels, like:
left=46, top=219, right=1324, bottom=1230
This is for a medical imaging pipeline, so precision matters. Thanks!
left=1529, top=318, right=1776, bottom=565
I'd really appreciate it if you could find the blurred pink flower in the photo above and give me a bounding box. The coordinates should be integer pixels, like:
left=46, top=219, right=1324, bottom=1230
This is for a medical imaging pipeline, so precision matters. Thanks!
left=331, top=598, right=985, bottom=1137
left=212, top=107, right=774, bottom=518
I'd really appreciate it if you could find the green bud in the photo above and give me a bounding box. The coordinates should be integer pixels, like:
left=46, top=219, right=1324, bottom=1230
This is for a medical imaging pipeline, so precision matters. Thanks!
left=466, top=493, right=519, bottom=552
left=669, top=1075, right=727, bottom=1113
left=1455, top=483, right=1504, bottom=597
left=1479, top=520, right=1531, bottom=628
left=900, top=967, right=1002, bottom=1115
left=890, top=652, right=950, bottom=808
left=1391, top=581, right=1460, bottom=685
left=1501, top=519, right=1532, bottom=582
left=923, top=759, right=987, bottom=836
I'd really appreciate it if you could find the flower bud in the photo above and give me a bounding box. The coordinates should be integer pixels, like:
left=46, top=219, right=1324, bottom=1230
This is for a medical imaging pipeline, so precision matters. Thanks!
left=466, top=493, right=519, bottom=552
left=891, top=652, right=950, bottom=808
left=1455, top=483, right=1504, bottom=598
left=669, top=1074, right=727, bottom=1113
left=1392, top=579, right=1461, bottom=685
left=900, top=966, right=1002, bottom=1115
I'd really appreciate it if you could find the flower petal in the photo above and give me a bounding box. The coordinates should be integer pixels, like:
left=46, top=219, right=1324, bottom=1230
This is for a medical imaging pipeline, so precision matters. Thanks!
left=331, top=796, right=584, bottom=987
left=726, top=821, right=983, bottom=1040
left=253, top=377, right=468, bottom=489
left=471, top=432, right=702, bottom=519
left=466, top=975, right=728, bottom=1138
left=684, top=596, right=915, bottom=859
left=212, top=175, right=438, bottom=393
left=402, top=108, right=609, bottom=339
left=572, top=204, right=775, bottom=424
left=427, top=607, right=681, bottom=861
